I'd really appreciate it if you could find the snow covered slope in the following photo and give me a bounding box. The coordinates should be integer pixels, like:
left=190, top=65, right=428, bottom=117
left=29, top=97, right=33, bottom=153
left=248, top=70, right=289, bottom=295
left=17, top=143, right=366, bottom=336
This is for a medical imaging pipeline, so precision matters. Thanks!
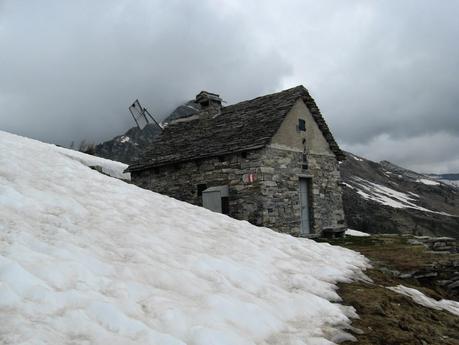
left=1, top=132, right=131, bottom=180
left=0, top=130, right=367, bottom=345
left=55, top=144, right=130, bottom=180
left=348, top=176, right=450, bottom=215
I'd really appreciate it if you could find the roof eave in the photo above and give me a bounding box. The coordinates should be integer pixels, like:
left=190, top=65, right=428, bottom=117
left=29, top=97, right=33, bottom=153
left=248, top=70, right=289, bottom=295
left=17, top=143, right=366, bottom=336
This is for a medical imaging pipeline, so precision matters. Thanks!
left=126, top=144, right=267, bottom=173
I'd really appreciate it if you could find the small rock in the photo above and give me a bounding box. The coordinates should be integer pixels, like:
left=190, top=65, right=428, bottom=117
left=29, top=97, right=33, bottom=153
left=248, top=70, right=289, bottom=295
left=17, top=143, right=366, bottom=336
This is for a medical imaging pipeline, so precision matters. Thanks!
left=414, top=272, right=438, bottom=279
left=400, top=272, right=415, bottom=279
left=398, top=320, right=412, bottom=331
left=407, top=239, right=423, bottom=245
left=89, top=165, right=103, bottom=173
left=349, top=326, right=365, bottom=335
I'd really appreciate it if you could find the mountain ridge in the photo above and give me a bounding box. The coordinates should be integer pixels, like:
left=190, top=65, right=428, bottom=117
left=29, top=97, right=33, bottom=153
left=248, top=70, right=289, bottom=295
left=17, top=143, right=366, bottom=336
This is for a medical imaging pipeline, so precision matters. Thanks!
left=340, top=152, right=458, bottom=238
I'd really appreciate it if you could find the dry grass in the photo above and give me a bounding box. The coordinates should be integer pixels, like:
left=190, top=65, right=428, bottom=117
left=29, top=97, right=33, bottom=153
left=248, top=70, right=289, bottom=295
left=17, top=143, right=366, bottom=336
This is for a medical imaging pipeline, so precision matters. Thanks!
left=320, top=235, right=459, bottom=345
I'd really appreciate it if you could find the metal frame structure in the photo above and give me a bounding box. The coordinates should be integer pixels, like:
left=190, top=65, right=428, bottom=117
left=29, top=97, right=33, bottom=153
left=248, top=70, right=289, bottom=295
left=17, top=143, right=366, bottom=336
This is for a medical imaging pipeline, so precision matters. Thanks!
left=129, top=99, right=163, bottom=130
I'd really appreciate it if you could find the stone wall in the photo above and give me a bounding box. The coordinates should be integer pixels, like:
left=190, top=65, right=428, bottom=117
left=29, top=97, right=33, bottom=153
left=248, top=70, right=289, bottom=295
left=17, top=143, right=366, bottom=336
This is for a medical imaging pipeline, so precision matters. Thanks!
left=131, top=150, right=266, bottom=225
left=131, top=147, right=345, bottom=235
left=306, top=153, right=346, bottom=231
left=257, top=146, right=345, bottom=235
left=257, top=147, right=303, bottom=234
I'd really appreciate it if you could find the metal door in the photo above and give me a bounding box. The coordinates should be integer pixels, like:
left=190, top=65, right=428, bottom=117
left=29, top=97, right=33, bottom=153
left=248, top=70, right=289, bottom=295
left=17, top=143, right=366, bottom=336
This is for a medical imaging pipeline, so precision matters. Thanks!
left=202, top=190, right=222, bottom=213
left=202, top=185, right=229, bottom=214
left=299, top=178, right=311, bottom=234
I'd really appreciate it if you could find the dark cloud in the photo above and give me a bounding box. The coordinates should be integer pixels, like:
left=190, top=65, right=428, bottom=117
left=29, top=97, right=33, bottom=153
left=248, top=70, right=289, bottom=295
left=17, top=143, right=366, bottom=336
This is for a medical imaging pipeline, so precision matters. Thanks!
left=317, top=0, right=459, bottom=144
left=0, top=0, right=458, bottom=172
left=344, top=133, right=459, bottom=174
left=0, top=0, right=290, bottom=145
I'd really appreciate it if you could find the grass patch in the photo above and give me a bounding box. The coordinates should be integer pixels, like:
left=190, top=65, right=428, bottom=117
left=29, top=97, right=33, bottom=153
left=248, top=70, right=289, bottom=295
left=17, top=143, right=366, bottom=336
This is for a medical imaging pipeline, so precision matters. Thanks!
left=319, top=234, right=459, bottom=344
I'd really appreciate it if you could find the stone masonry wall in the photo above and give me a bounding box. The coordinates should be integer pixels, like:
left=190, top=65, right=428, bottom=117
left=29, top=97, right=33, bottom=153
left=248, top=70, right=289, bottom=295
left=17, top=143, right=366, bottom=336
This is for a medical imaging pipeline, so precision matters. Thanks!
left=257, top=147, right=303, bottom=234
left=258, top=146, right=345, bottom=235
left=131, top=147, right=345, bottom=235
left=306, top=153, right=346, bottom=232
left=131, top=150, right=265, bottom=225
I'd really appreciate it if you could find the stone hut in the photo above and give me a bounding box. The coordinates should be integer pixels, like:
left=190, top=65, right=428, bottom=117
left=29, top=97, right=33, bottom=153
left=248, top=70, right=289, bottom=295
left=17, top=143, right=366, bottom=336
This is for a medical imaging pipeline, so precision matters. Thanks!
left=126, top=85, right=346, bottom=236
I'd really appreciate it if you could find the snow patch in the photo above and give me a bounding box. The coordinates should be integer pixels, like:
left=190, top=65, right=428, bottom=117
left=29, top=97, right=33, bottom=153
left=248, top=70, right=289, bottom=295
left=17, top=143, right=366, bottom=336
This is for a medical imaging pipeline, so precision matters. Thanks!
left=341, top=182, right=355, bottom=190
left=120, top=135, right=130, bottom=143
left=345, top=229, right=370, bottom=237
left=416, top=178, right=440, bottom=186
left=388, top=285, right=459, bottom=317
left=349, top=177, right=452, bottom=215
left=0, top=130, right=368, bottom=344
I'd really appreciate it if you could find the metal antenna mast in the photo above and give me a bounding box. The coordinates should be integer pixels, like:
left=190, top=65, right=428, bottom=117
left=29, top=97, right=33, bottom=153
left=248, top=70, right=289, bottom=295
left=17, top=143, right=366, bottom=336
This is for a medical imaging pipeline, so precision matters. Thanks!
left=128, top=99, right=163, bottom=130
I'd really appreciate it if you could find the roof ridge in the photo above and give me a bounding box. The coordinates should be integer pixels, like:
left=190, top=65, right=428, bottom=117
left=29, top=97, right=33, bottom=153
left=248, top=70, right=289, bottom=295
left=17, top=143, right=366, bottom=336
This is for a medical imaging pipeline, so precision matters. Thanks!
left=222, top=85, right=307, bottom=110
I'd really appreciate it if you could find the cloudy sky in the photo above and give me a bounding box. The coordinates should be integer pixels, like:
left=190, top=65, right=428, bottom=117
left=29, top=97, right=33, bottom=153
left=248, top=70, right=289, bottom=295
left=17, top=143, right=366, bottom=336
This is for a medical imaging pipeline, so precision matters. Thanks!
left=1, top=0, right=458, bottom=173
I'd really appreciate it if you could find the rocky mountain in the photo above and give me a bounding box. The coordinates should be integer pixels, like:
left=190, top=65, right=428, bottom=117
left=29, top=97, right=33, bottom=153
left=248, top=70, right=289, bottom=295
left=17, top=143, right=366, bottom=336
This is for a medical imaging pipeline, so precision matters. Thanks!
left=94, top=100, right=200, bottom=164
left=164, top=99, right=201, bottom=122
left=340, top=152, right=459, bottom=238
left=94, top=124, right=162, bottom=164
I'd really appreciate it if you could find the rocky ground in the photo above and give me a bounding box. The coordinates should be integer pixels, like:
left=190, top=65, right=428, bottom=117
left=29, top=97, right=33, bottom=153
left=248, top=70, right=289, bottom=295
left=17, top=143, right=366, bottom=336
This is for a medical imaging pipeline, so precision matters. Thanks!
left=320, top=234, right=459, bottom=345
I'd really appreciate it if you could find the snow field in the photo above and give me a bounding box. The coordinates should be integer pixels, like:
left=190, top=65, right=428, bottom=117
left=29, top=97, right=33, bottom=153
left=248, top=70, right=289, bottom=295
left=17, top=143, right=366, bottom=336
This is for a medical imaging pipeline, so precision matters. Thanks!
left=0, top=131, right=368, bottom=345
left=55, top=143, right=130, bottom=180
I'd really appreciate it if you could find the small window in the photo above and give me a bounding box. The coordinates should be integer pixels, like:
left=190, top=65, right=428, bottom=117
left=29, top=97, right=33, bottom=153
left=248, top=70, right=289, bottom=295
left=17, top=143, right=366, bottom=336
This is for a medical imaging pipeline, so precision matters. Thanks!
left=197, top=183, right=207, bottom=197
left=298, top=119, right=306, bottom=132
left=241, top=151, right=248, bottom=159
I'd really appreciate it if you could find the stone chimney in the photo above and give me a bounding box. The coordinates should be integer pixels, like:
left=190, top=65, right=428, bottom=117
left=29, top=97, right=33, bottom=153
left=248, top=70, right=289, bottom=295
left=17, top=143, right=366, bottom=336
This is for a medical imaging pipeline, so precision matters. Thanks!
left=195, top=91, right=222, bottom=119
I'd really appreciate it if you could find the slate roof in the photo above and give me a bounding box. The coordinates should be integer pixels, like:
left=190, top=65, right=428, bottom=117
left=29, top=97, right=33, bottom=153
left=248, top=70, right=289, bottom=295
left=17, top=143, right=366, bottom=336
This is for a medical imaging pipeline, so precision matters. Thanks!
left=126, top=85, right=345, bottom=172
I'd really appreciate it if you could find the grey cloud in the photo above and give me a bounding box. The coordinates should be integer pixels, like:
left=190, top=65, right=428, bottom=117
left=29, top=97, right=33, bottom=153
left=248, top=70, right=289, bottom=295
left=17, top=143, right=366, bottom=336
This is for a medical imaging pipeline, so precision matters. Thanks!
left=344, top=132, right=459, bottom=174
left=0, top=0, right=291, bottom=146
left=0, top=0, right=458, bottom=173
left=312, top=0, right=459, bottom=144
left=271, top=0, right=459, bottom=172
